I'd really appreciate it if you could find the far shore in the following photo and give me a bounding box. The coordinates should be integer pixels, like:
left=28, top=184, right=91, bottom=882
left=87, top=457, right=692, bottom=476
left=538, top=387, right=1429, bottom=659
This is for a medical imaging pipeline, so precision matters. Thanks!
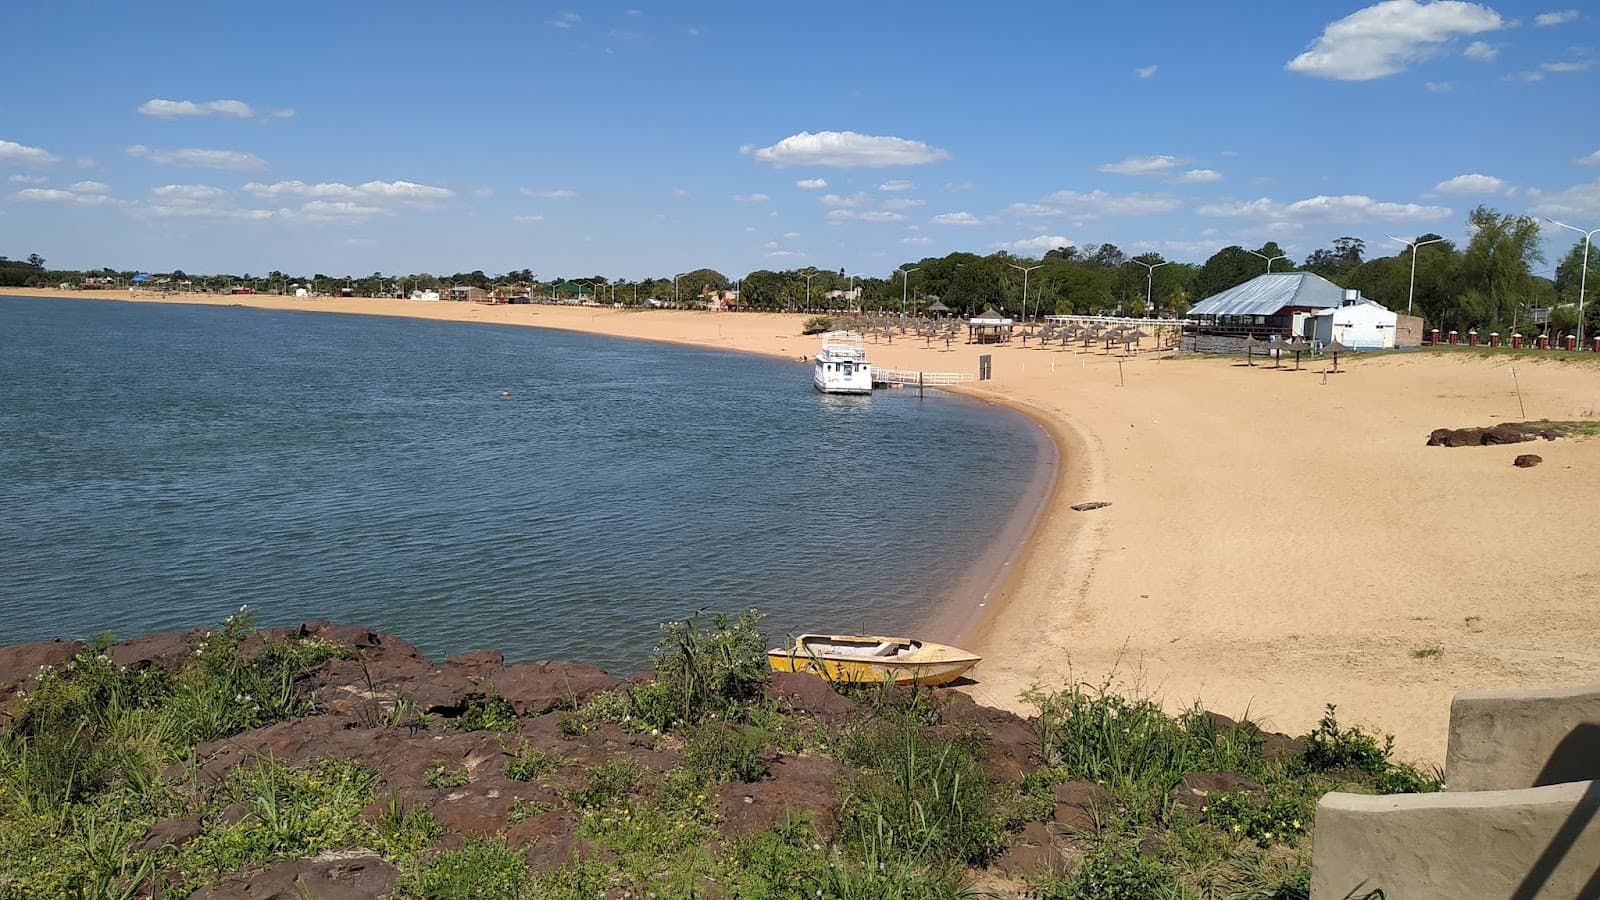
left=8, top=286, right=1600, bottom=762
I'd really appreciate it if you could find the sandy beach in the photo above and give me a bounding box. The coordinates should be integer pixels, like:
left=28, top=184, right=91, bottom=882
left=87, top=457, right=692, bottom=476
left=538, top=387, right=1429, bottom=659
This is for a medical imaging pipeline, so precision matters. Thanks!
left=9, top=287, right=1600, bottom=762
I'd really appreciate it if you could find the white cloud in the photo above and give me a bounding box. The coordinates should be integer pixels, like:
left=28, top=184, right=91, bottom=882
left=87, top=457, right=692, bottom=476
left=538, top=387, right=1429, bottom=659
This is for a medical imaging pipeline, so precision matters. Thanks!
left=15, top=187, right=114, bottom=206
left=513, top=214, right=545, bottom=223
left=1171, top=168, right=1223, bottom=184
left=1097, top=154, right=1184, bottom=176
left=1535, top=10, right=1579, bottom=26
left=140, top=203, right=276, bottom=222
left=298, top=200, right=389, bottom=221
left=671, top=187, right=691, bottom=197
left=1425, top=80, right=1454, bottom=91
left=8, top=173, right=47, bottom=184
left=520, top=188, right=578, bottom=198
left=882, top=198, right=925, bottom=209
left=765, top=249, right=805, bottom=258
left=244, top=180, right=454, bottom=201
left=1041, top=189, right=1184, bottom=217
left=825, top=209, right=906, bottom=223
left=1542, top=58, right=1600, bottom=72
left=152, top=184, right=227, bottom=199
left=67, top=180, right=109, bottom=194
left=0, top=138, right=60, bottom=167
left=762, top=240, right=780, bottom=249
left=1136, top=64, right=1159, bottom=79
left=878, top=179, right=915, bottom=192
left=1433, top=173, right=1509, bottom=194
left=783, top=231, right=800, bottom=238
left=125, top=145, right=268, bottom=170
left=1526, top=178, right=1600, bottom=219
left=747, top=130, right=951, bottom=168
left=819, top=192, right=868, bottom=208
left=1507, top=70, right=1546, bottom=81
left=932, top=211, right=985, bottom=226
left=137, top=98, right=256, bottom=118
left=900, top=236, right=934, bottom=245
left=1286, top=0, right=1508, bottom=81
left=546, top=11, right=581, bottom=28
left=944, top=181, right=978, bottom=192
left=1196, top=193, right=1452, bottom=221
left=732, top=192, right=770, bottom=203
left=794, top=178, right=827, bottom=190
left=1463, top=40, right=1499, bottom=61
left=1578, top=150, right=1600, bottom=166
left=685, top=26, right=702, bottom=37
left=269, top=108, right=296, bottom=119
left=472, top=186, right=494, bottom=198
left=1002, top=202, right=1061, bottom=218
left=996, top=235, right=1075, bottom=253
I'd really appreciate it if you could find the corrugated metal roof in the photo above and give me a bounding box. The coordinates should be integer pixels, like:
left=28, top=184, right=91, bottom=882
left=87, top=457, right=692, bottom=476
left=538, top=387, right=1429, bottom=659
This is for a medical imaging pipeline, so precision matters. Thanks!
left=1188, top=272, right=1346, bottom=317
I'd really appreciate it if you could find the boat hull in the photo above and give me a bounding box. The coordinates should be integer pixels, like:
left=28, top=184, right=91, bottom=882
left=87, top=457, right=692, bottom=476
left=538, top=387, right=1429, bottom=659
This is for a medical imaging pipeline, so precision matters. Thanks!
left=767, top=634, right=980, bottom=686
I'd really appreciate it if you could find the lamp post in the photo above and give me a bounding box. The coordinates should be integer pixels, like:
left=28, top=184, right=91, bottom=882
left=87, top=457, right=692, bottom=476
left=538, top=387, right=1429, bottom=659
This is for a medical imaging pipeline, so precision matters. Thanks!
left=846, top=273, right=865, bottom=311
left=1247, top=249, right=1287, bottom=273
left=1128, top=259, right=1169, bottom=316
left=803, top=270, right=819, bottom=310
left=896, top=266, right=919, bottom=316
left=1009, top=263, right=1043, bottom=321
left=1544, top=218, right=1597, bottom=347
left=1385, top=234, right=1447, bottom=316
left=673, top=272, right=686, bottom=306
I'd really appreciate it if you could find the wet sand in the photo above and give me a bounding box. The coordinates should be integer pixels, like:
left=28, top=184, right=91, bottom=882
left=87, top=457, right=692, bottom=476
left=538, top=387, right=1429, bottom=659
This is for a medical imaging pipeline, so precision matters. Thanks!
left=10, top=288, right=1600, bottom=761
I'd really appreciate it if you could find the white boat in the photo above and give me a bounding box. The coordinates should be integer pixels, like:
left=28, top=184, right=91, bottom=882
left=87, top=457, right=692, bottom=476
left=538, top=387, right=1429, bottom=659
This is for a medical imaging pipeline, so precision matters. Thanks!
left=813, top=331, right=872, bottom=394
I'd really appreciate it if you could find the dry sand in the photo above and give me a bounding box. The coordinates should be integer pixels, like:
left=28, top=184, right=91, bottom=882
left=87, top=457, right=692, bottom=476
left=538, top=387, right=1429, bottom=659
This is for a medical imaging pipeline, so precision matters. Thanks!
left=11, top=288, right=1600, bottom=761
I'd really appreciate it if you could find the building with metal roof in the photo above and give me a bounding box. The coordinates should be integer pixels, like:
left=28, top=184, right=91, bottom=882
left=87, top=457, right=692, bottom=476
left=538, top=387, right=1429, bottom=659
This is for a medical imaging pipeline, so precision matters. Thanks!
left=1188, top=272, right=1347, bottom=320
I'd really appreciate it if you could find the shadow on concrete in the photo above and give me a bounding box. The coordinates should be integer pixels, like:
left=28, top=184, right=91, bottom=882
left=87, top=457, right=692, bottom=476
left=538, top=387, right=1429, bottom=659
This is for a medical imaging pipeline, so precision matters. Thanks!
left=1510, top=730, right=1600, bottom=900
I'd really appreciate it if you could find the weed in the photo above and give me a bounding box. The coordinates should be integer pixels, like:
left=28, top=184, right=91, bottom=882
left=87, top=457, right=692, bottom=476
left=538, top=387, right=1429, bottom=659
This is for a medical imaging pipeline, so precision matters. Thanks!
left=1299, top=705, right=1390, bottom=776
left=412, top=837, right=533, bottom=899
left=502, top=741, right=564, bottom=783
left=684, top=723, right=772, bottom=784
left=630, top=610, right=768, bottom=731
left=456, top=696, right=517, bottom=732
left=424, top=764, right=470, bottom=790
left=1409, top=647, right=1443, bottom=659
left=1040, top=842, right=1178, bottom=899
left=563, top=758, right=639, bottom=810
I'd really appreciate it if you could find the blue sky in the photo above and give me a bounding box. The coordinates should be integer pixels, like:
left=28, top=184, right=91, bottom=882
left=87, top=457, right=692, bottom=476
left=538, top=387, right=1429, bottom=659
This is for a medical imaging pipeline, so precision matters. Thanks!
left=2, top=0, right=1598, bottom=278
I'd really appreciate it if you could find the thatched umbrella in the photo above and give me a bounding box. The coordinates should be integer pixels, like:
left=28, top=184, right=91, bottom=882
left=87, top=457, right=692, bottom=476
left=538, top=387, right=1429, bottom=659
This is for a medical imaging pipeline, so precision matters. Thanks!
left=1324, top=338, right=1350, bottom=373
left=1242, top=334, right=1260, bottom=366
left=1282, top=338, right=1311, bottom=370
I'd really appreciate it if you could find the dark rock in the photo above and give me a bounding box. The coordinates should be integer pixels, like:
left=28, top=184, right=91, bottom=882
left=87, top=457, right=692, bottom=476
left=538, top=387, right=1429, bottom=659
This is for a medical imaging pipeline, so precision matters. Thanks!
left=1050, top=780, right=1114, bottom=834
left=1171, top=772, right=1263, bottom=812
left=0, top=638, right=82, bottom=692
left=509, top=810, right=581, bottom=871
left=1426, top=423, right=1558, bottom=447
left=298, top=622, right=384, bottom=650
left=715, top=755, right=842, bottom=838
left=391, top=668, right=486, bottom=716
left=445, top=649, right=505, bottom=679
left=1261, top=732, right=1306, bottom=764
left=1070, top=501, right=1111, bottom=511
left=219, top=803, right=248, bottom=826
left=136, top=814, right=204, bottom=852
left=429, top=775, right=559, bottom=837
left=187, top=853, right=397, bottom=899
left=764, top=672, right=857, bottom=723
left=489, top=661, right=620, bottom=715
left=1514, top=454, right=1543, bottom=468
left=108, top=630, right=201, bottom=672
left=934, top=691, right=1039, bottom=782
left=993, top=821, right=1068, bottom=878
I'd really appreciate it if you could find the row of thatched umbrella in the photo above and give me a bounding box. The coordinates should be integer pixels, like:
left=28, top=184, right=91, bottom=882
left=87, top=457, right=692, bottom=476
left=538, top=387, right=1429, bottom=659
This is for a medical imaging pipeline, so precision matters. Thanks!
left=1241, top=336, right=1351, bottom=371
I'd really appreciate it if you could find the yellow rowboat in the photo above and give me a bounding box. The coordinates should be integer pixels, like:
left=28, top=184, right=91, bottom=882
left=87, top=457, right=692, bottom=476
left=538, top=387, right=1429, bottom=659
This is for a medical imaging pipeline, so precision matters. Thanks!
left=767, top=634, right=981, bottom=686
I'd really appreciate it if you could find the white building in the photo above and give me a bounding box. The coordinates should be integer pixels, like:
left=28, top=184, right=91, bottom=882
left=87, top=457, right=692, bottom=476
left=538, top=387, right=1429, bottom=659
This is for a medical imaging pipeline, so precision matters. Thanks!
left=1307, top=291, right=1400, bottom=349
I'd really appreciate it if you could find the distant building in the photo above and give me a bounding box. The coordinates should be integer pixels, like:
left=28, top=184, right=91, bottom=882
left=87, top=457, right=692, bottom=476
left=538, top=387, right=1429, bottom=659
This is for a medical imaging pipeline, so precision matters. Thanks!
left=1308, top=295, right=1416, bottom=349
left=448, top=285, right=490, bottom=303
left=1187, top=272, right=1347, bottom=335
left=703, top=288, right=740, bottom=311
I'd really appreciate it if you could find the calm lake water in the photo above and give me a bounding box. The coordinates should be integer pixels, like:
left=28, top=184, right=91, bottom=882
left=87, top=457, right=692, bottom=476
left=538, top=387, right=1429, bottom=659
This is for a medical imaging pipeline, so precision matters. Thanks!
left=0, top=296, right=1043, bottom=673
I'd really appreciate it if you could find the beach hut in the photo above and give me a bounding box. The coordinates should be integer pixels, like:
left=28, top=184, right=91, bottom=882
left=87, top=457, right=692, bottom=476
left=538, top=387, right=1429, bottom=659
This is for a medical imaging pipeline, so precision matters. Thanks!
left=925, top=300, right=952, bottom=318
left=1308, top=293, right=1400, bottom=350
left=1187, top=273, right=1346, bottom=342
left=968, top=307, right=1014, bottom=344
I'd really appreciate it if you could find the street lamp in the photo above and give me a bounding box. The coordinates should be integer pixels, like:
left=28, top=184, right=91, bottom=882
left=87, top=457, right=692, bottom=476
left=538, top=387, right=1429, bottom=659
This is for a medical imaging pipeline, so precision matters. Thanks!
left=1127, top=259, right=1169, bottom=316
left=803, top=270, right=820, bottom=309
left=673, top=272, right=687, bottom=305
left=1247, top=249, right=1287, bottom=273
left=1544, top=217, right=1597, bottom=347
left=895, top=266, right=919, bottom=316
left=1386, top=234, right=1447, bottom=316
left=846, top=273, right=865, bottom=311
left=1009, top=263, right=1043, bottom=321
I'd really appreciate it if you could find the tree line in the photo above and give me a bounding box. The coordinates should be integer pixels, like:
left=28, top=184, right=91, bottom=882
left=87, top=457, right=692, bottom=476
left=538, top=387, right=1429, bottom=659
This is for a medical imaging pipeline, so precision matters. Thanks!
left=5, top=205, right=1589, bottom=334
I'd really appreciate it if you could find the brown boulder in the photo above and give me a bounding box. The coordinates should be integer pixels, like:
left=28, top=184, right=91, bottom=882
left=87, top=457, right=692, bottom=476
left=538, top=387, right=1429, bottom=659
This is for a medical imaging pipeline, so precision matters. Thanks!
left=509, top=809, right=582, bottom=871
left=715, top=755, right=841, bottom=838
left=108, top=630, right=202, bottom=671
left=993, top=821, right=1069, bottom=878
left=428, top=775, right=559, bottom=837
left=764, top=672, right=857, bottom=723
left=136, top=814, right=204, bottom=852
left=1426, top=423, right=1558, bottom=447
left=489, top=661, right=620, bottom=715
left=187, top=853, right=397, bottom=899
left=0, top=638, right=82, bottom=692
left=391, top=668, right=486, bottom=716
left=1514, top=454, right=1543, bottom=468
left=1051, top=780, right=1114, bottom=834
left=1171, top=772, right=1263, bottom=812
left=935, top=691, right=1039, bottom=782
left=445, top=649, right=505, bottom=679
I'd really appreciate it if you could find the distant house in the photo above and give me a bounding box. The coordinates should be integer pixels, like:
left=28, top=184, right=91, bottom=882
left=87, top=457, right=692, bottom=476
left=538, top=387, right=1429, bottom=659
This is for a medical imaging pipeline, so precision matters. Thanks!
left=448, top=285, right=490, bottom=303
left=702, top=288, right=740, bottom=311
left=1187, top=272, right=1347, bottom=335
left=493, top=284, right=531, bottom=303
left=1308, top=296, right=1413, bottom=349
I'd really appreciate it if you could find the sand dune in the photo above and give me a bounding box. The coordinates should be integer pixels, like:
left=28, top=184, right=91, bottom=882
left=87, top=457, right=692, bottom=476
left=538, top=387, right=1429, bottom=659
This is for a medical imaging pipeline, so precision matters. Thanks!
left=11, top=289, right=1599, bottom=761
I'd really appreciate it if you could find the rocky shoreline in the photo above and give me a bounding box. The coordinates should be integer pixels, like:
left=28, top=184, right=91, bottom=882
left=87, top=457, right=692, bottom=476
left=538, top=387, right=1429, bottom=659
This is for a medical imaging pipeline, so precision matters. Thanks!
left=0, top=616, right=1433, bottom=898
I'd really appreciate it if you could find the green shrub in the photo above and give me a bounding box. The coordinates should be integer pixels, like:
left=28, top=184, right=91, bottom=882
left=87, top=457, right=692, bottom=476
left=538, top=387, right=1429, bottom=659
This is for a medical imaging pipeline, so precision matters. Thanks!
left=630, top=610, right=768, bottom=731
left=1299, top=705, right=1390, bottom=776
left=563, top=758, right=639, bottom=810
left=502, top=741, right=564, bottom=783
left=1200, top=790, right=1311, bottom=846
left=424, top=764, right=470, bottom=790
left=837, top=715, right=1005, bottom=867
left=1042, top=843, right=1177, bottom=899
left=685, top=723, right=772, bottom=783
left=801, top=316, right=833, bottom=335
left=414, top=837, right=533, bottom=899
left=456, top=696, right=517, bottom=732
